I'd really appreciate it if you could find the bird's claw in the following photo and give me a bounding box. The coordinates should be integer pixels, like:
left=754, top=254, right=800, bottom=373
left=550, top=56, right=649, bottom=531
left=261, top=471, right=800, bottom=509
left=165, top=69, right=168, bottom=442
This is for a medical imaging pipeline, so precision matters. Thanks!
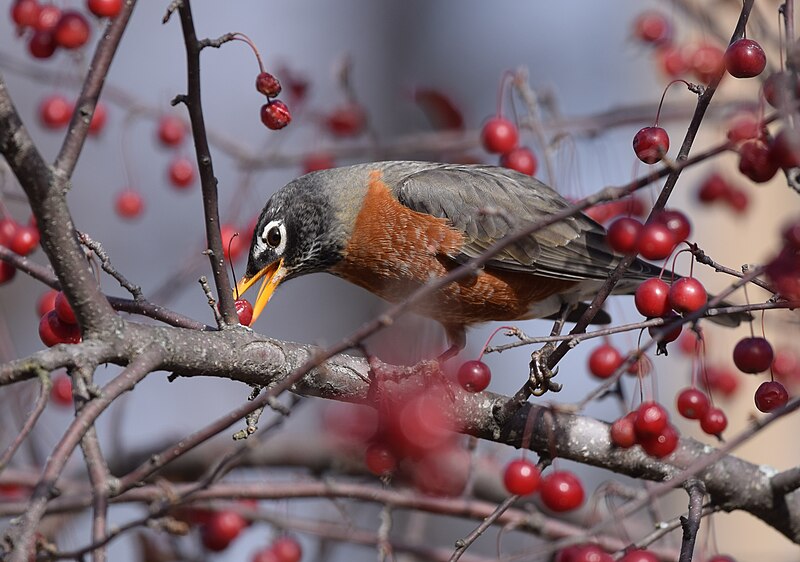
left=528, top=343, right=562, bottom=396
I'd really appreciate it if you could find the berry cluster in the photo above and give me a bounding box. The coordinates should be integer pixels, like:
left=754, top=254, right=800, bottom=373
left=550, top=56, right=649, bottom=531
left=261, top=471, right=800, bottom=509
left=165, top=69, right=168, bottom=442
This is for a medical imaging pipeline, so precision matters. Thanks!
left=610, top=401, right=680, bottom=458
left=38, top=290, right=82, bottom=347
left=696, top=172, right=749, bottom=214
left=555, top=544, right=664, bottom=562
left=607, top=208, right=691, bottom=260
left=38, top=94, right=107, bottom=135
left=481, top=111, right=538, bottom=176
left=0, top=215, right=40, bottom=285
left=502, top=459, right=585, bottom=512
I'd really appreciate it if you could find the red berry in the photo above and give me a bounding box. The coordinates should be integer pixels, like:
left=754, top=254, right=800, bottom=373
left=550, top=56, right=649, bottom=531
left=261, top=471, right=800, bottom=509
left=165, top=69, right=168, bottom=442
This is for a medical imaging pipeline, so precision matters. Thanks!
left=620, top=550, right=659, bottom=562
left=261, top=100, right=291, bottom=130
left=649, top=311, right=683, bottom=343
left=325, top=103, right=366, bottom=137
left=653, top=209, right=691, bottom=243
left=700, top=407, right=728, bottom=435
left=639, top=423, right=679, bottom=458
left=572, top=545, right=613, bottom=562
left=766, top=247, right=800, bottom=300
left=701, top=366, right=740, bottom=398
left=39, top=310, right=81, bottom=347
left=271, top=536, right=302, bottom=562
left=255, top=72, right=282, bottom=98
left=772, top=348, right=800, bottom=383
left=54, top=291, right=77, bottom=324
left=35, top=4, right=60, bottom=31
left=88, top=103, right=107, bottom=135
left=0, top=261, right=16, bottom=285
left=637, top=222, right=675, bottom=260
left=10, top=225, right=39, bottom=256
left=235, top=299, right=253, bottom=326
left=364, top=442, right=396, bottom=475
left=738, top=139, right=779, bottom=183
left=554, top=545, right=584, bottom=562
left=724, top=187, right=749, bottom=213
left=503, top=458, right=541, bottom=496
left=633, top=11, right=672, bottom=45
left=635, top=278, right=670, bottom=318
left=657, top=45, right=689, bottom=77
left=606, top=217, right=642, bottom=254
left=168, top=157, right=194, bottom=188
left=690, top=43, right=725, bottom=83
left=634, top=401, right=669, bottom=437
left=200, top=511, right=247, bottom=551
left=38, top=95, right=71, bottom=129
left=53, top=10, right=90, bottom=49
left=676, top=387, right=710, bottom=420
left=633, top=126, right=669, bottom=164
left=157, top=115, right=186, bottom=146
left=764, top=71, right=800, bottom=108
left=769, top=128, right=800, bottom=169
left=732, top=337, right=774, bottom=374
left=37, top=289, right=58, bottom=317
left=609, top=413, right=637, bottom=448
left=668, top=277, right=707, bottom=314
left=587, top=344, right=624, bottom=379
left=499, top=147, right=537, bottom=175
left=457, top=359, right=491, bottom=392
left=251, top=548, right=281, bottom=562
left=727, top=112, right=767, bottom=144
left=87, top=0, right=122, bottom=18
left=754, top=381, right=789, bottom=413
left=11, top=0, right=41, bottom=29
left=480, top=117, right=519, bottom=154
left=29, top=30, right=57, bottom=58
left=724, top=39, right=766, bottom=79
left=697, top=173, right=731, bottom=203
left=302, top=152, right=335, bottom=174
left=540, top=470, right=584, bottom=512
left=0, top=218, right=19, bottom=246
left=115, top=189, right=144, bottom=219
left=50, top=373, right=72, bottom=406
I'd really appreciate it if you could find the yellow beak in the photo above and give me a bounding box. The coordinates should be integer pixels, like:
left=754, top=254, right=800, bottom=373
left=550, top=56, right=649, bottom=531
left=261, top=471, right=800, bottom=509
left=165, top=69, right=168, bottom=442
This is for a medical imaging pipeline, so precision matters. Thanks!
left=234, top=259, right=286, bottom=324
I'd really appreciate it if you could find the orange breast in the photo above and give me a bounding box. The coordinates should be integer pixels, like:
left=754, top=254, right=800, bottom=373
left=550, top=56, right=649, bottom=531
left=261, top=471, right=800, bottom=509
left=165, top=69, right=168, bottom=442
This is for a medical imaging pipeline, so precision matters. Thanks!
left=330, top=172, right=576, bottom=326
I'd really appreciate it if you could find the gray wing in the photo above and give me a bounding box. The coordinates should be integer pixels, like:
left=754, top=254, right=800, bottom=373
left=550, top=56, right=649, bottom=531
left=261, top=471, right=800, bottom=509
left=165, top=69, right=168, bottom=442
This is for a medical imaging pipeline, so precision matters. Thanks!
left=389, top=162, right=658, bottom=283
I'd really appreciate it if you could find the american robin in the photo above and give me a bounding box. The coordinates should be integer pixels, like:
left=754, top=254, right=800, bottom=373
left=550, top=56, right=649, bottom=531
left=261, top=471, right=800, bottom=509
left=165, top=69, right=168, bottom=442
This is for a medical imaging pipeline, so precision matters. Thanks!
left=236, top=161, right=742, bottom=357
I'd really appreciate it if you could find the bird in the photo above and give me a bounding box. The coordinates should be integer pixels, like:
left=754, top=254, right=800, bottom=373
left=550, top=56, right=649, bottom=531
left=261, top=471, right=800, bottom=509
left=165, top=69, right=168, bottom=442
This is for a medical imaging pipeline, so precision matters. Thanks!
left=235, top=161, right=744, bottom=359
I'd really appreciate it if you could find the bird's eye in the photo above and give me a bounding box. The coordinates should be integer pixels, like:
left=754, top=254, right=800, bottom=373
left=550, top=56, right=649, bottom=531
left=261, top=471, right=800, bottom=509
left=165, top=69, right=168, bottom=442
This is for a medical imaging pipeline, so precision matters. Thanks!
left=266, top=225, right=282, bottom=248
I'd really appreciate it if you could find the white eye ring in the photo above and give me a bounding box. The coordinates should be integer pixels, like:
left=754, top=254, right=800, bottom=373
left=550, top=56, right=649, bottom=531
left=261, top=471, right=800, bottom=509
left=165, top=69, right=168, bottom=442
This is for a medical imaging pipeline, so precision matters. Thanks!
left=260, top=220, right=287, bottom=255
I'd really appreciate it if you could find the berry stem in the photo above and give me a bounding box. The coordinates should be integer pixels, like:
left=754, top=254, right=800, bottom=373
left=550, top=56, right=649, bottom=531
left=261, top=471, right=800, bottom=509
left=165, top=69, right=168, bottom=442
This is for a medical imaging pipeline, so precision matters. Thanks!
left=495, top=70, right=515, bottom=117
left=654, top=79, right=692, bottom=126
left=477, top=325, right=519, bottom=361
left=231, top=32, right=266, bottom=74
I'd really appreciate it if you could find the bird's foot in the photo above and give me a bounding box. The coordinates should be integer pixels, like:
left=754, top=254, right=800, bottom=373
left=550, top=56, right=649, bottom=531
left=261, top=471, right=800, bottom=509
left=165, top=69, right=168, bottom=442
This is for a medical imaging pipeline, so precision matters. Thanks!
left=528, top=342, right=562, bottom=396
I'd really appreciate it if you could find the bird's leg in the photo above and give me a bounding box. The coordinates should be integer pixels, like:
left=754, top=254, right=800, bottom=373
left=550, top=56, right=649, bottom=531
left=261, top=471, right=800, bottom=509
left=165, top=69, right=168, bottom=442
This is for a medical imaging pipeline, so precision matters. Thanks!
left=437, top=324, right=466, bottom=363
left=527, top=303, right=574, bottom=396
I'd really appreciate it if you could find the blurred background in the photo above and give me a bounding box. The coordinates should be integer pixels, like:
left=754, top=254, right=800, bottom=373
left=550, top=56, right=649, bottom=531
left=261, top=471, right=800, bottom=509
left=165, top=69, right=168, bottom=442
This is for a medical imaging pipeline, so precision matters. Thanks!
left=1, top=0, right=799, bottom=560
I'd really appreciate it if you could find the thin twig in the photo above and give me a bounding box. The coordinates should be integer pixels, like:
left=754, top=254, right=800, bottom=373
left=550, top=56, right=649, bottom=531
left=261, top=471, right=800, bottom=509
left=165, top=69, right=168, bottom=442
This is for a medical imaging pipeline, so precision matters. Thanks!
left=450, top=496, right=518, bottom=562
left=678, top=480, right=706, bottom=562
left=0, top=372, right=50, bottom=471
left=78, top=232, right=143, bottom=300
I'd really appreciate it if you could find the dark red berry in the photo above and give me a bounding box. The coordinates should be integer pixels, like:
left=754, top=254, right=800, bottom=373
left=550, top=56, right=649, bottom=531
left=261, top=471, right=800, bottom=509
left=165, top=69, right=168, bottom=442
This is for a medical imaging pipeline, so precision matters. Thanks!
left=588, top=344, right=624, bottom=379
left=633, top=11, right=672, bottom=45
left=235, top=299, right=253, bottom=326
left=633, top=126, right=669, bottom=164
left=364, top=442, right=396, bottom=475
left=540, top=470, right=584, bottom=512
left=701, top=366, right=740, bottom=398
left=725, top=187, right=749, bottom=213
left=635, top=278, right=670, bottom=318
left=157, top=115, right=186, bottom=146
left=698, top=173, right=731, bottom=203
left=37, top=289, right=58, bottom=317
left=609, top=413, right=637, bottom=448
left=39, top=310, right=81, bottom=347
left=727, top=112, right=767, bottom=144
left=676, top=387, right=710, bottom=420
left=500, top=147, right=537, bottom=176
left=733, top=337, right=774, bottom=374
left=725, top=39, right=767, bottom=79
left=115, top=189, right=144, bottom=219
left=88, top=102, right=107, bottom=135
left=764, top=71, right=800, bottom=108
left=634, top=401, right=669, bottom=437
left=503, top=458, right=541, bottom=496
left=653, top=209, right=691, bottom=242
left=28, top=31, right=57, bottom=59
left=766, top=247, right=800, bottom=300
left=54, top=291, right=77, bottom=325
left=168, top=157, right=194, bottom=188
left=271, top=536, right=302, bottom=562
left=480, top=117, right=518, bottom=154
left=668, top=277, right=707, bottom=314
left=754, top=381, right=789, bottom=413
left=200, top=511, right=247, bottom=551
left=87, top=0, right=123, bottom=18
left=35, top=4, right=60, bottom=31
left=738, top=139, right=779, bottom=183
left=649, top=311, right=683, bottom=343
left=53, top=10, right=90, bottom=49
left=637, top=222, right=675, bottom=260
left=326, top=103, right=366, bottom=137
left=620, top=550, right=659, bottom=562
left=457, top=359, right=491, bottom=392
left=700, top=407, right=728, bottom=435
left=261, top=100, right=291, bottom=130
left=639, top=423, right=679, bottom=458
left=11, top=0, right=41, bottom=29
left=690, top=43, right=725, bottom=83
left=769, top=128, right=800, bottom=169
left=606, top=217, right=642, bottom=254
left=50, top=373, right=72, bottom=406
left=255, top=72, right=282, bottom=97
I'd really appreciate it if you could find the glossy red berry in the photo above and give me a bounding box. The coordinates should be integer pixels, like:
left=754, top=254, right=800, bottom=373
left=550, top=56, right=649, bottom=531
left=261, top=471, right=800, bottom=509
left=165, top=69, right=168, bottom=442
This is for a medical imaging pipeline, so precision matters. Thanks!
left=620, top=549, right=659, bottom=562
left=157, top=115, right=186, bottom=146
left=0, top=261, right=16, bottom=285
left=700, top=407, right=728, bottom=435
left=11, top=0, right=41, bottom=29
left=35, top=4, right=60, bottom=31
left=480, top=117, right=518, bottom=154
left=633, top=11, right=672, bottom=45
left=37, top=289, right=58, bottom=317
left=634, top=401, right=669, bottom=437
left=255, top=72, right=282, bottom=98
left=29, top=30, right=57, bottom=58
left=251, top=548, right=281, bottom=562
left=200, top=511, right=247, bottom=551
left=724, top=39, right=766, bottom=78
left=168, top=157, right=194, bottom=188
left=754, top=381, right=789, bottom=412
left=733, top=337, right=774, bottom=374
left=606, top=217, right=642, bottom=254
left=38, top=310, right=81, bottom=347
left=653, top=209, right=691, bottom=243
left=738, top=139, right=779, bottom=183
left=88, top=103, right=107, bottom=135
left=690, top=43, right=725, bottom=83
left=54, top=291, right=77, bottom=325
left=87, top=0, right=122, bottom=18
left=10, top=225, right=39, bottom=256
left=271, top=536, right=302, bottom=562
left=572, top=545, right=613, bottom=562
left=676, top=387, right=710, bottom=420
left=637, top=222, right=675, bottom=260
left=503, top=458, right=541, bottom=496
left=50, top=373, right=72, bottom=406
left=633, top=126, right=669, bottom=164
left=235, top=299, right=253, bottom=326
left=364, top=442, right=396, bottom=475
left=639, top=423, right=679, bottom=458
left=39, top=95, right=71, bottom=129
left=53, top=10, right=90, bottom=49
left=500, top=147, right=537, bottom=175
left=115, top=189, right=144, bottom=219
left=635, top=278, right=670, bottom=318
left=540, top=470, right=584, bottom=512
left=261, top=100, right=291, bottom=130
left=326, top=103, right=366, bottom=137
left=609, top=413, right=637, bottom=448
left=668, top=277, right=707, bottom=314
left=457, top=360, right=491, bottom=392
left=588, top=344, right=624, bottom=379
